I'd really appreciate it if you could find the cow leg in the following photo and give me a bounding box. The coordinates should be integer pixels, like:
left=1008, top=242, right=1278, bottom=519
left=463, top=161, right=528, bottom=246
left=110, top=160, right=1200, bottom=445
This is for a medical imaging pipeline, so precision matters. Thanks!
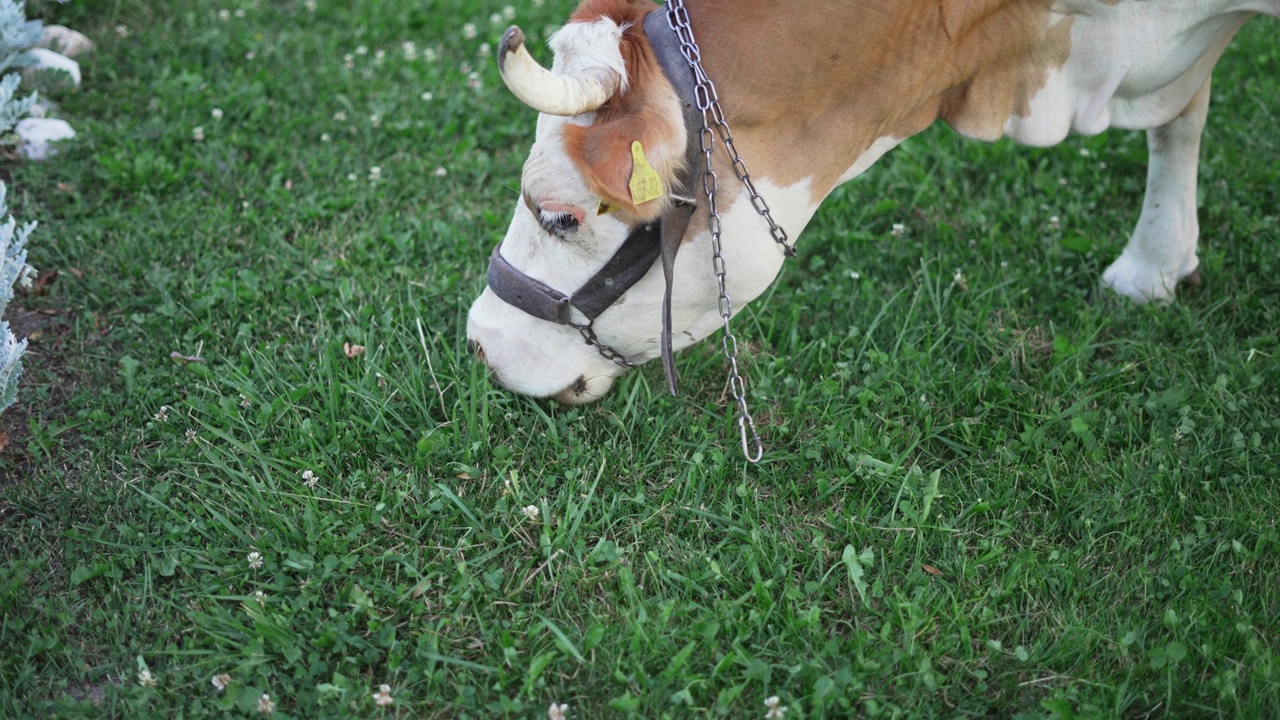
left=1101, top=76, right=1212, bottom=303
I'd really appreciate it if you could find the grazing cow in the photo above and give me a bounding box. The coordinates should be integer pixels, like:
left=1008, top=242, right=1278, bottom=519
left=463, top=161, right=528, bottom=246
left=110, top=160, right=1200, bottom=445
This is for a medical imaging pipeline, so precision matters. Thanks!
left=467, top=0, right=1278, bottom=407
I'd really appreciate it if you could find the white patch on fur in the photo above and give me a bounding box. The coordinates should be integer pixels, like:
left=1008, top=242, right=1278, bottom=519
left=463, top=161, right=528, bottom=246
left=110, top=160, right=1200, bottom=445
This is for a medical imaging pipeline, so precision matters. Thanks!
left=836, top=136, right=903, bottom=185
left=549, top=18, right=630, bottom=96
left=1008, top=0, right=1263, bottom=142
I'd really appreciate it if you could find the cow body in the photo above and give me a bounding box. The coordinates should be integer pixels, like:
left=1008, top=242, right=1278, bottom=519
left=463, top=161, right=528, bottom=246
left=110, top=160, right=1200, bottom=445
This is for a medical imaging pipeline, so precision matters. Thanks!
left=467, top=0, right=1278, bottom=404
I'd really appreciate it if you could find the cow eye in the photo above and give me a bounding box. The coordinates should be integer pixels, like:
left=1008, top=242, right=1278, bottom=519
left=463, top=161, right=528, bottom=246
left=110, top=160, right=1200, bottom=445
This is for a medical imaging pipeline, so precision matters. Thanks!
left=538, top=208, right=579, bottom=237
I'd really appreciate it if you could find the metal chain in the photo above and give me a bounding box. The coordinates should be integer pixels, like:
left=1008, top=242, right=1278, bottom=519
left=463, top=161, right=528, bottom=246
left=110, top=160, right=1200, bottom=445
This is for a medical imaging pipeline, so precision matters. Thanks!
left=572, top=321, right=641, bottom=368
left=666, top=0, right=792, bottom=463
left=666, top=0, right=795, bottom=258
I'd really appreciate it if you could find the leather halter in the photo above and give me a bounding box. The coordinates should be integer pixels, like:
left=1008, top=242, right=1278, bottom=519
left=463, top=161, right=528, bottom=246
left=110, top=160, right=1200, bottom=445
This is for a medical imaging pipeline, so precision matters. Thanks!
left=487, top=220, right=663, bottom=328
left=485, top=8, right=702, bottom=395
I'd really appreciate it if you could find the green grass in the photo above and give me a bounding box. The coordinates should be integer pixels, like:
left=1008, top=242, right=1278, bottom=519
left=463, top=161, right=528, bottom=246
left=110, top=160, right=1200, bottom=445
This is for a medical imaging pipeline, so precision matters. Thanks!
left=1, top=1, right=1278, bottom=717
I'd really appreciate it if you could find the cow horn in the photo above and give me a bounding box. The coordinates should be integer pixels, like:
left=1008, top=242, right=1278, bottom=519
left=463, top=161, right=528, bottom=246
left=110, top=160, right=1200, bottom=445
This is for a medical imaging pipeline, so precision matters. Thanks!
left=498, top=25, right=620, bottom=116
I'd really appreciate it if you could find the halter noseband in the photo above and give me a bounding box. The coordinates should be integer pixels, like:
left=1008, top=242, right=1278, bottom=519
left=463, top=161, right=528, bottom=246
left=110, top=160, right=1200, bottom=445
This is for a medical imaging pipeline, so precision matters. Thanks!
left=485, top=197, right=693, bottom=371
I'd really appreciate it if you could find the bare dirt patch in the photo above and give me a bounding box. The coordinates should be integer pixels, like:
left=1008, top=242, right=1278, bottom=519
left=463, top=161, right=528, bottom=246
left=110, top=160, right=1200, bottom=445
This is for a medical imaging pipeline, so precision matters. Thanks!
left=0, top=303, right=78, bottom=484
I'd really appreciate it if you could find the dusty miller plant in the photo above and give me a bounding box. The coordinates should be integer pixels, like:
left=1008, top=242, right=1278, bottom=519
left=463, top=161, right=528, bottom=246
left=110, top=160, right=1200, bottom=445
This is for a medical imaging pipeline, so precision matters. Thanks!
left=0, top=0, right=42, bottom=136
left=0, top=1, right=47, bottom=414
left=1, top=181, right=37, bottom=414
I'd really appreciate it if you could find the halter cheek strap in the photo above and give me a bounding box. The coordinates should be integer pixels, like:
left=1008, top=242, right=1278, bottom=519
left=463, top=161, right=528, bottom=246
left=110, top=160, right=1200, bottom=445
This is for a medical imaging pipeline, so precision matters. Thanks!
left=486, top=219, right=663, bottom=328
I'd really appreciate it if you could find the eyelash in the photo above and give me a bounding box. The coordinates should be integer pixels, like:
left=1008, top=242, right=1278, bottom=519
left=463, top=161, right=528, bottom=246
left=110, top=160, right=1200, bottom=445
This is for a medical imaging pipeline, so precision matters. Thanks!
left=538, top=209, right=579, bottom=236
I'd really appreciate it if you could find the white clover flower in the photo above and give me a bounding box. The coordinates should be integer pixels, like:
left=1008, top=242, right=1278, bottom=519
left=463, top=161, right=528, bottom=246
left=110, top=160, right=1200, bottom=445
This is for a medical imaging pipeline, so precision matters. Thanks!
left=1048, top=215, right=1061, bottom=229
left=462, top=22, right=478, bottom=39
left=848, top=271, right=860, bottom=280
left=247, top=551, right=263, bottom=569
left=239, top=394, right=251, bottom=408
left=369, top=113, right=381, bottom=128
left=478, top=42, right=491, bottom=58
left=138, top=668, right=157, bottom=688
left=234, top=8, right=245, bottom=18
left=211, top=107, right=224, bottom=120
left=254, top=590, right=266, bottom=603
left=374, top=49, right=385, bottom=65
left=302, top=469, right=319, bottom=487
left=522, top=505, right=540, bottom=522
left=192, top=126, right=205, bottom=141
left=305, top=0, right=316, bottom=12
left=154, top=406, right=170, bottom=422
left=1079, top=148, right=1091, bottom=157
left=1000, top=260, right=1009, bottom=268
left=533, top=0, right=544, bottom=6
left=343, top=53, right=353, bottom=63
left=320, top=133, right=331, bottom=143
left=402, top=41, right=418, bottom=60
left=548, top=702, right=568, bottom=720
left=333, top=111, right=347, bottom=121
left=257, top=693, right=275, bottom=714
left=115, top=24, right=129, bottom=37
left=218, top=9, right=230, bottom=21
left=356, top=45, right=368, bottom=55
left=244, top=51, right=256, bottom=60
left=503, top=6, right=516, bottom=20
left=434, top=166, right=448, bottom=177
left=347, top=172, right=358, bottom=181
left=953, top=269, right=965, bottom=284
left=424, top=46, right=438, bottom=62
left=185, top=428, right=197, bottom=443
left=373, top=684, right=393, bottom=706
left=368, top=166, right=382, bottom=182
left=212, top=673, right=231, bottom=692
left=421, top=91, right=433, bottom=101
left=467, top=71, right=482, bottom=90
left=764, top=696, right=788, bottom=720
left=489, top=12, right=503, bottom=25
left=890, top=222, right=906, bottom=237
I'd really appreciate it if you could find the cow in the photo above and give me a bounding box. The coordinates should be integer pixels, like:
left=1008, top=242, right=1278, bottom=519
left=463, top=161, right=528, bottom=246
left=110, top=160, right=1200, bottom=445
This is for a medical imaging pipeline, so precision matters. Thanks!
left=466, top=0, right=1278, bottom=409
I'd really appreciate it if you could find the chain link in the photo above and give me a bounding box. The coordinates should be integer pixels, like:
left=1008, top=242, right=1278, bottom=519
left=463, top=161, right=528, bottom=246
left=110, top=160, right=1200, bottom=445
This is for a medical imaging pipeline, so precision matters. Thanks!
left=666, top=0, right=796, bottom=463
left=572, top=321, right=641, bottom=368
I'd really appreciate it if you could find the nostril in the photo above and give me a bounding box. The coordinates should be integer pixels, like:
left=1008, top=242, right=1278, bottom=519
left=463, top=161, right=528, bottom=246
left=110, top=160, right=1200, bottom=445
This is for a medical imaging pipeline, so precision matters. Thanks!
left=468, top=340, right=486, bottom=362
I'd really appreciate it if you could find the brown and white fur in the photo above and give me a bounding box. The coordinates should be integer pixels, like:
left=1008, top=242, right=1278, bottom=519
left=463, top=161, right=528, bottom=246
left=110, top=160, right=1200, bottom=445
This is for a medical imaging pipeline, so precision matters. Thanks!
left=467, top=0, right=1278, bottom=403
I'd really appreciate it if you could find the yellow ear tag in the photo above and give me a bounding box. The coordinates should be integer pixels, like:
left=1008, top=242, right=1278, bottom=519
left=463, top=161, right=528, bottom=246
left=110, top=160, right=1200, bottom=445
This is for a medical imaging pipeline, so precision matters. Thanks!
left=596, top=200, right=617, bottom=215
left=628, top=140, right=664, bottom=205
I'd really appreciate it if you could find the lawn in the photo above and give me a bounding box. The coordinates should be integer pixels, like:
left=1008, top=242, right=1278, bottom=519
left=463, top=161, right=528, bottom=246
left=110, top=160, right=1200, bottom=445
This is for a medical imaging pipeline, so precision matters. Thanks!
left=1, top=0, right=1278, bottom=717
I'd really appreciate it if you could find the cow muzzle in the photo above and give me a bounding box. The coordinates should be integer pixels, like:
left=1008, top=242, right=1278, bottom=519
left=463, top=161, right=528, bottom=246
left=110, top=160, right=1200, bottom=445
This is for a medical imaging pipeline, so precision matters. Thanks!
left=468, top=337, right=617, bottom=405
left=550, top=374, right=616, bottom=405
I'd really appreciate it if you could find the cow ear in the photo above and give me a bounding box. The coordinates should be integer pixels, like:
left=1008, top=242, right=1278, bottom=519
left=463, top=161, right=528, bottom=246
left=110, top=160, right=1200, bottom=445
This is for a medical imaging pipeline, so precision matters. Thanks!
left=561, top=12, right=686, bottom=221
left=565, top=114, right=683, bottom=220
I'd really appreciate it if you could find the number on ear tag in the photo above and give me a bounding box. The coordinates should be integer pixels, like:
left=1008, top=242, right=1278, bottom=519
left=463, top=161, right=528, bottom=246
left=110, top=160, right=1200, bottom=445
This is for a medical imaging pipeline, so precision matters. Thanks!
left=628, top=140, right=664, bottom=205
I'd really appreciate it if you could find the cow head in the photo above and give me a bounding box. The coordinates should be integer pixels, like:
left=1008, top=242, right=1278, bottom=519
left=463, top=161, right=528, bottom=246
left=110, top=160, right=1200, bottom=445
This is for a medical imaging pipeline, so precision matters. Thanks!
left=466, top=0, right=792, bottom=405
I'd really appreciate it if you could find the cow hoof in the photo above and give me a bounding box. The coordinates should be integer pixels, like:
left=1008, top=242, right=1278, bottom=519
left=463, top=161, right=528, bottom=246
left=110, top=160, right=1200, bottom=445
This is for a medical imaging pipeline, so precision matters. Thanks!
left=1101, top=254, right=1199, bottom=304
